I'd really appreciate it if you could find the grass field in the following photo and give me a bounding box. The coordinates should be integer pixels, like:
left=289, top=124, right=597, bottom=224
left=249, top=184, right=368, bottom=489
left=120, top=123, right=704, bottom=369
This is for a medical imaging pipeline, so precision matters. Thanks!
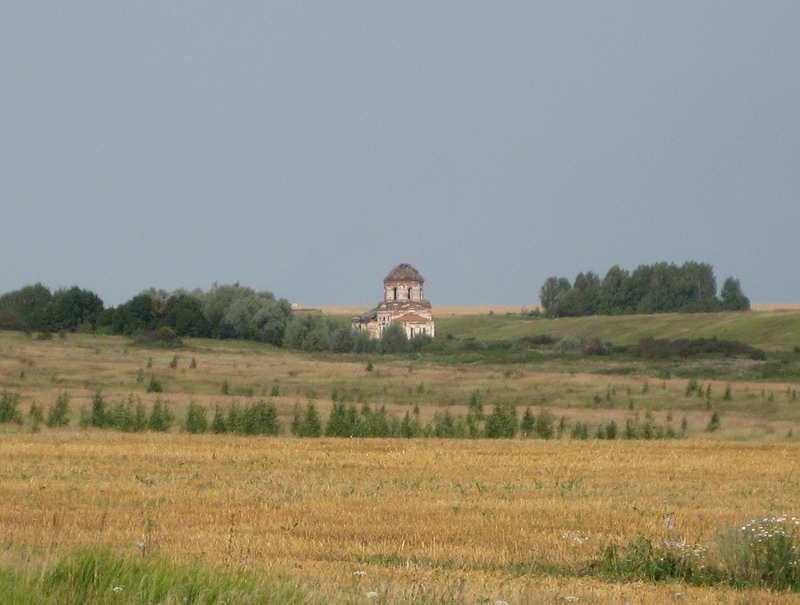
left=1, top=309, right=799, bottom=602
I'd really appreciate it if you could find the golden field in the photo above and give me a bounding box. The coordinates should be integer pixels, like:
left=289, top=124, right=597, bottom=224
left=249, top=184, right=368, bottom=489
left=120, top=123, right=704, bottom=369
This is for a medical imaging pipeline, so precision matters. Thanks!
left=1, top=328, right=800, bottom=602
left=1, top=434, right=799, bottom=603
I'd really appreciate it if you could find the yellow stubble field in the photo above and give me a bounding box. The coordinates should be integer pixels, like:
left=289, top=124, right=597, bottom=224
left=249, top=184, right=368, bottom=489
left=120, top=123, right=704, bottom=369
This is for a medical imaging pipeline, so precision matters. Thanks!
left=1, top=433, right=798, bottom=604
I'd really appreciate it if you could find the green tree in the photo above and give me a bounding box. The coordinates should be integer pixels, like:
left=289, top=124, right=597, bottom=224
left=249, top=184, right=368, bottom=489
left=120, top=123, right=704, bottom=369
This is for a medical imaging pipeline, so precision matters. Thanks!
left=46, top=391, right=71, bottom=427
left=598, top=266, right=632, bottom=314
left=719, top=277, right=750, bottom=311
left=162, top=294, right=210, bottom=337
left=534, top=408, right=555, bottom=439
left=42, top=287, right=104, bottom=332
left=380, top=323, right=408, bottom=354
left=148, top=399, right=173, bottom=432
left=301, top=401, right=322, bottom=437
left=0, top=391, right=24, bottom=424
left=485, top=405, right=518, bottom=438
left=90, top=392, right=107, bottom=427
left=520, top=407, right=535, bottom=437
left=184, top=402, right=209, bottom=434
left=539, top=277, right=571, bottom=316
left=0, top=283, right=52, bottom=331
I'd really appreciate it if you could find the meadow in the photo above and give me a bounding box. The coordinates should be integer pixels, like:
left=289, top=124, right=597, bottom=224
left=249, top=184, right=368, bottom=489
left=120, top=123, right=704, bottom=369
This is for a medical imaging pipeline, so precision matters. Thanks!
left=1, top=309, right=800, bottom=603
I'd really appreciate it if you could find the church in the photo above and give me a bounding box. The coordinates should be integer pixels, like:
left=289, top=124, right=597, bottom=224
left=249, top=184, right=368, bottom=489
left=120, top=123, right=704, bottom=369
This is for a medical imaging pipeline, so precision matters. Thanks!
left=352, top=264, right=435, bottom=339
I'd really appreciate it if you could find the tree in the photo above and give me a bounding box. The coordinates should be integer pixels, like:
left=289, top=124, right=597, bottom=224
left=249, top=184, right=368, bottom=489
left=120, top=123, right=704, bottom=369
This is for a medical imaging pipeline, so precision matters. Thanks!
left=539, top=277, right=571, bottom=315
left=90, top=392, right=107, bottom=427
left=42, top=287, right=104, bottom=332
left=0, top=283, right=52, bottom=330
left=216, top=289, right=293, bottom=346
left=719, top=277, right=750, bottom=311
left=162, top=294, right=210, bottom=337
left=46, top=391, right=71, bottom=427
left=380, top=323, right=408, bottom=354
left=675, top=261, right=718, bottom=312
left=598, top=266, right=632, bottom=314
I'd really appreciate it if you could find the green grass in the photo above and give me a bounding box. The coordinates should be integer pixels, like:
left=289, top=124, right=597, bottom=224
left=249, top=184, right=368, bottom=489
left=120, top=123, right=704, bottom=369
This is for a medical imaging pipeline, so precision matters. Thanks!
left=0, top=548, right=318, bottom=605
left=435, top=310, right=800, bottom=351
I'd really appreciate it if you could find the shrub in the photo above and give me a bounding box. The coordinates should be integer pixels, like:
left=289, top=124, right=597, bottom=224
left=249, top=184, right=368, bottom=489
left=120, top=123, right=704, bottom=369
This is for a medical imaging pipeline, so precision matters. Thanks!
left=29, top=402, right=44, bottom=432
left=534, top=408, right=555, bottom=439
left=715, top=516, right=800, bottom=590
left=554, top=336, right=586, bottom=353
left=485, top=405, right=518, bottom=438
left=599, top=536, right=706, bottom=584
left=0, top=390, right=24, bottom=424
left=148, top=399, right=174, bottom=432
left=184, top=402, right=209, bottom=434
left=707, top=411, right=721, bottom=432
left=90, top=392, right=106, bottom=427
left=46, top=391, right=70, bottom=427
left=520, top=408, right=535, bottom=437
left=212, top=406, right=227, bottom=433
left=146, top=376, right=163, bottom=393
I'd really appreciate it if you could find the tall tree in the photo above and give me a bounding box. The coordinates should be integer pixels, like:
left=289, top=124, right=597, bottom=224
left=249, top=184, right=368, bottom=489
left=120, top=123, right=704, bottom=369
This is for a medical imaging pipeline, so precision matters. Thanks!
left=539, top=277, right=571, bottom=316
left=599, top=266, right=632, bottom=314
left=43, top=287, right=104, bottom=332
left=719, top=277, right=750, bottom=311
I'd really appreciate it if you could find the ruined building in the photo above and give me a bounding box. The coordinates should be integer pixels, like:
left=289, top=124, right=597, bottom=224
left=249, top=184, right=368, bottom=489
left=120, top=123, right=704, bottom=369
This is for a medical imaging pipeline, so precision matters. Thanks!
left=352, top=264, right=435, bottom=339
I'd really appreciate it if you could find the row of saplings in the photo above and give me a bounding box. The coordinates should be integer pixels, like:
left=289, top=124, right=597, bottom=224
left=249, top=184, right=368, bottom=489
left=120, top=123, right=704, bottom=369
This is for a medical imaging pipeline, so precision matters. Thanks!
left=0, top=390, right=702, bottom=439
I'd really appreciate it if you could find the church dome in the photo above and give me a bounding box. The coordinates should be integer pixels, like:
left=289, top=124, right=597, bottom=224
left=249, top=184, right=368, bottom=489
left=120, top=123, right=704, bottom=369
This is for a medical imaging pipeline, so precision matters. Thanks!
left=384, top=264, right=424, bottom=283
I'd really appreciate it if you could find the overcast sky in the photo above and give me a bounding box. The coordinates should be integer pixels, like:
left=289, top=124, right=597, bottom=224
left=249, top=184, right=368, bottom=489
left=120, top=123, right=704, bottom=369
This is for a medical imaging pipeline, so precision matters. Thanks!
left=1, top=3, right=798, bottom=307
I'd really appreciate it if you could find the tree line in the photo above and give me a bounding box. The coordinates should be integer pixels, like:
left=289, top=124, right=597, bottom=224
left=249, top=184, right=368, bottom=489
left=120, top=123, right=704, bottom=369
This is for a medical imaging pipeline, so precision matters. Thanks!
left=0, top=283, right=294, bottom=345
left=539, top=262, right=750, bottom=317
left=0, top=282, right=426, bottom=353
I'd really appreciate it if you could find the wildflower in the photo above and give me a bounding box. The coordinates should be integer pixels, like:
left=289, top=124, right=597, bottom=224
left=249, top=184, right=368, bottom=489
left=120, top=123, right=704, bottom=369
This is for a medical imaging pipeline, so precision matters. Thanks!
left=494, top=601, right=511, bottom=605
left=353, top=570, right=366, bottom=576
left=138, top=541, right=146, bottom=549
left=366, top=591, right=379, bottom=598
left=111, top=586, right=123, bottom=593
left=561, top=598, right=579, bottom=603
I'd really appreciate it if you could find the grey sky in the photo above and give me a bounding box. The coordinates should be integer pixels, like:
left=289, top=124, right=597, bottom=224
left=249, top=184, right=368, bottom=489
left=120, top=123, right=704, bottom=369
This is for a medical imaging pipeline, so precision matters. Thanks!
left=1, top=3, right=798, bottom=307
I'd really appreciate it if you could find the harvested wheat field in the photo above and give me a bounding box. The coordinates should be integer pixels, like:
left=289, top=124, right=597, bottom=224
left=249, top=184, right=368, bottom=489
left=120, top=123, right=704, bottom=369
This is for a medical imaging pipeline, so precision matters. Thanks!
left=1, top=433, right=799, bottom=603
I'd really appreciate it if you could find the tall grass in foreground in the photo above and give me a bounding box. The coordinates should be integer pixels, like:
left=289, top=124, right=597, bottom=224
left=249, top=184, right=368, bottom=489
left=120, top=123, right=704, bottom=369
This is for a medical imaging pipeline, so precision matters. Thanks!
left=3, top=517, right=797, bottom=605
left=598, top=516, right=800, bottom=591
left=0, top=548, right=316, bottom=605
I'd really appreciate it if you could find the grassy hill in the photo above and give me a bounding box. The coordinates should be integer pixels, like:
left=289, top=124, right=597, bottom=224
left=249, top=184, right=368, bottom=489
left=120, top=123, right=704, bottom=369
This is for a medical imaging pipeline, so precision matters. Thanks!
left=435, top=310, right=800, bottom=351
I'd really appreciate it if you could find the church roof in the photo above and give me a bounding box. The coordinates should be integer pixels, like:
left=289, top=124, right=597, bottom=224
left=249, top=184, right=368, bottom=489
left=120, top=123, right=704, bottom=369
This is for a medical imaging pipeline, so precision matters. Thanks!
left=393, top=312, right=431, bottom=324
left=384, top=263, right=424, bottom=283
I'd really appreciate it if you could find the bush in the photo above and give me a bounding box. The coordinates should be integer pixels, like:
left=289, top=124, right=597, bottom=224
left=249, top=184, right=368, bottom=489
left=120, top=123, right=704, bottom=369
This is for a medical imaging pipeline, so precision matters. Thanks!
left=90, top=392, right=106, bottom=427
left=147, top=376, right=163, bottom=393
left=46, top=391, right=70, bottom=427
left=485, top=405, right=517, bottom=438
left=554, top=336, right=585, bottom=353
left=715, top=516, right=800, bottom=590
left=534, top=408, right=555, bottom=439
left=184, top=402, right=209, bottom=434
left=148, top=399, right=174, bottom=432
left=599, top=536, right=706, bottom=584
left=0, top=391, right=24, bottom=424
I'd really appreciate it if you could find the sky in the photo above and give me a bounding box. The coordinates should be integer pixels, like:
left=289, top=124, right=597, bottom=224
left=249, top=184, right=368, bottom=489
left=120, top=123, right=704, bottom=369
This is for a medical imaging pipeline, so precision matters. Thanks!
left=1, top=3, right=798, bottom=308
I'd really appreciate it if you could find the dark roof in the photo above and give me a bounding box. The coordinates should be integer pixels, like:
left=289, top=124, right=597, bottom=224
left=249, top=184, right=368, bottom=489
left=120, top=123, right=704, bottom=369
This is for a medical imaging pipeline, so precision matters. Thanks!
left=384, top=263, right=424, bottom=284
left=352, top=307, right=378, bottom=322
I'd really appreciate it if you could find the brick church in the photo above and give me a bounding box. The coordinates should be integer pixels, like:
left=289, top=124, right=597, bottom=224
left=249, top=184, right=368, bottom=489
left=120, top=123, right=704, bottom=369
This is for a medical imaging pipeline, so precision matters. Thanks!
left=352, top=264, right=435, bottom=339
